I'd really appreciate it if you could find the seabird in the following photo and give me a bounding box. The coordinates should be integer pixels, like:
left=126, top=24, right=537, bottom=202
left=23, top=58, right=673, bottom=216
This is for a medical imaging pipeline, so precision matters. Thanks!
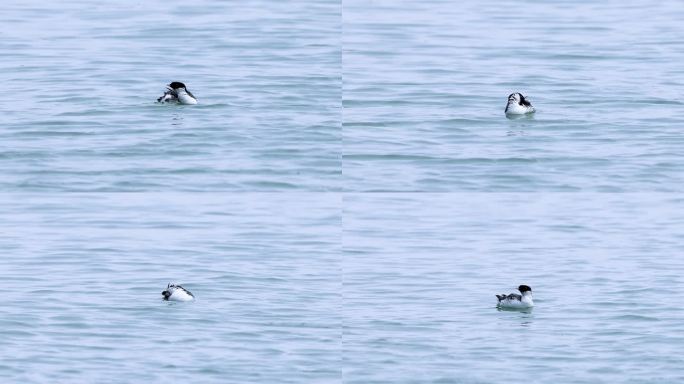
left=157, top=82, right=198, bottom=105
left=162, top=283, right=195, bottom=302
left=496, top=284, right=534, bottom=308
left=505, top=93, right=535, bottom=115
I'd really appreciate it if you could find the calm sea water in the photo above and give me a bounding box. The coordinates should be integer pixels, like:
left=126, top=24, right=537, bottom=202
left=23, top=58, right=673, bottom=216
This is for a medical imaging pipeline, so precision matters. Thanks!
left=2, top=0, right=683, bottom=383
left=0, top=193, right=340, bottom=383
left=1, top=0, right=340, bottom=191
left=344, top=0, right=684, bottom=191
left=344, top=194, right=684, bottom=383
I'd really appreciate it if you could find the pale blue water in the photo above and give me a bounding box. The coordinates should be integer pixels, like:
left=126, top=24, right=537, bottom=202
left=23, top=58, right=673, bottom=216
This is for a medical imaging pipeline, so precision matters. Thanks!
left=344, top=0, right=684, bottom=191
left=0, top=194, right=340, bottom=383
left=344, top=194, right=684, bottom=383
left=2, top=0, right=684, bottom=383
left=1, top=0, right=340, bottom=191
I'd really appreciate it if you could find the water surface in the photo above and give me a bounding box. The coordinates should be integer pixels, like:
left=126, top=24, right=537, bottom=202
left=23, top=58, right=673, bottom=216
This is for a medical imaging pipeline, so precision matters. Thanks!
left=1, top=0, right=340, bottom=191
left=0, top=193, right=340, bottom=383
left=344, top=0, right=684, bottom=191
left=344, top=193, right=684, bottom=383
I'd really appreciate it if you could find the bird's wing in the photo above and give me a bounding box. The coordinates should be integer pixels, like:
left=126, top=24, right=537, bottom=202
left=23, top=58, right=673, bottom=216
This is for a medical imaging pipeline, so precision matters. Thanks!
left=506, top=293, right=522, bottom=301
left=157, top=91, right=178, bottom=103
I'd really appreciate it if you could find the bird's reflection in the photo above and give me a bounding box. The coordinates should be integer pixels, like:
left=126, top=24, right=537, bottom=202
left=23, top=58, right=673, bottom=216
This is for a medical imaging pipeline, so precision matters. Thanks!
left=171, top=113, right=184, bottom=126
left=497, top=306, right=534, bottom=327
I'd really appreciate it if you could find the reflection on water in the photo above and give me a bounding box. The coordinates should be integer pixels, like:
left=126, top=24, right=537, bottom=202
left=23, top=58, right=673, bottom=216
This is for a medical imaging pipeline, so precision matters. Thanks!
left=496, top=306, right=534, bottom=314
left=505, top=113, right=536, bottom=121
left=171, top=113, right=184, bottom=126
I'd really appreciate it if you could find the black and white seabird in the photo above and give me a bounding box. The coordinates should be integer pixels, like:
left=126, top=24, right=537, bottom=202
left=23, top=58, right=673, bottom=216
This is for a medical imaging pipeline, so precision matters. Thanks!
left=162, top=283, right=195, bottom=302
left=505, top=93, right=535, bottom=115
left=496, top=284, right=534, bottom=308
left=157, top=82, right=198, bottom=105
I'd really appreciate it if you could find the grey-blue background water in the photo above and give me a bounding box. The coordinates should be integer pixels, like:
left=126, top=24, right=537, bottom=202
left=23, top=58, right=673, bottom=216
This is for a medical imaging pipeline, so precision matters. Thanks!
left=344, top=194, right=684, bottom=383
left=0, top=193, right=340, bottom=383
left=344, top=0, right=684, bottom=191
left=0, top=0, right=341, bottom=382
left=3, top=0, right=684, bottom=382
left=1, top=0, right=340, bottom=191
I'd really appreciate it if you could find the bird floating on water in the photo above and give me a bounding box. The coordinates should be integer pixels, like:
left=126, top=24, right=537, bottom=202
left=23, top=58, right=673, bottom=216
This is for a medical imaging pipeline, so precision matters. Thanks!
left=505, top=92, right=535, bottom=115
left=496, top=284, right=533, bottom=309
left=162, top=283, right=195, bottom=302
left=157, top=82, right=198, bottom=105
